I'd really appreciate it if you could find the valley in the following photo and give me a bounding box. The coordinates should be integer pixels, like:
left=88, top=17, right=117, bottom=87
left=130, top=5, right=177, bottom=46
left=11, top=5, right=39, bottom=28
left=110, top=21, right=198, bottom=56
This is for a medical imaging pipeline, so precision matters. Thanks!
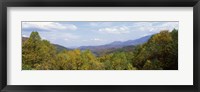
left=22, top=29, right=178, bottom=70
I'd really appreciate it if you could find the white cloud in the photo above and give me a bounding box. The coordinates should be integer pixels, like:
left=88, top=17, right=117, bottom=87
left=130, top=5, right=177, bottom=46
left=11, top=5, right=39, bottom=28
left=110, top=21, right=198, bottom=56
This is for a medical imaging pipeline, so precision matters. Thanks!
left=42, top=37, right=46, bottom=40
left=132, top=22, right=153, bottom=28
left=44, top=32, right=79, bottom=43
left=22, top=22, right=77, bottom=31
left=89, top=22, right=113, bottom=27
left=64, top=38, right=69, bottom=41
left=159, top=22, right=179, bottom=31
left=81, top=38, right=104, bottom=42
left=91, top=38, right=103, bottom=41
left=82, top=39, right=87, bottom=42
left=131, top=22, right=178, bottom=33
left=22, top=34, right=28, bottom=37
left=89, top=22, right=99, bottom=26
left=98, top=26, right=129, bottom=34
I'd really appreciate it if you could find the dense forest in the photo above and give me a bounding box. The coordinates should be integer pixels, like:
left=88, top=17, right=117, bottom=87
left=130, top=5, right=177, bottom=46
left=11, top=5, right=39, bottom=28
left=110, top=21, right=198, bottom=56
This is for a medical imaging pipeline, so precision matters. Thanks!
left=22, top=29, right=178, bottom=70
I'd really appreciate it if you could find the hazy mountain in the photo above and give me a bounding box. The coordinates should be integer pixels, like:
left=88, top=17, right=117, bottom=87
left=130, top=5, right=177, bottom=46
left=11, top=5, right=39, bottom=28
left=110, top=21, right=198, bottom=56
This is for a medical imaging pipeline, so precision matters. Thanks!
left=79, top=35, right=151, bottom=50
left=78, top=35, right=152, bottom=56
left=53, top=44, right=70, bottom=52
left=22, top=34, right=151, bottom=56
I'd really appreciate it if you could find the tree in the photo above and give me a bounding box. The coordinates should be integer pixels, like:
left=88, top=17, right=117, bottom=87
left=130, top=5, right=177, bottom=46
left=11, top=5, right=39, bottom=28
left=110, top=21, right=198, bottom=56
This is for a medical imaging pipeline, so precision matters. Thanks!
left=22, top=31, right=42, bottom=69
left=80, top=50, right=104, bottom=70
left=22, top=29, right=178, bottom=70
left=132, top=30, right=178, bottom=70
left=22, top=31, right=57, bottom=70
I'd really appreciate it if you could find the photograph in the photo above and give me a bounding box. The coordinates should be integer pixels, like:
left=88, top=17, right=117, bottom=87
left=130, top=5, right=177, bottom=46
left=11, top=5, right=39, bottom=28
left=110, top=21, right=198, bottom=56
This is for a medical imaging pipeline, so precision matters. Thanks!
left=22, top=21, right=178, bottom=70
left=1, top=0, right=198, bottom=91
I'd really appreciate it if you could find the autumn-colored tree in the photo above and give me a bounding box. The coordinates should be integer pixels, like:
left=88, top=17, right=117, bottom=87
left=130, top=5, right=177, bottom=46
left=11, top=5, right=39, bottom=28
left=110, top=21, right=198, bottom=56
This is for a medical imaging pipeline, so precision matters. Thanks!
left=22, top=31, right=57, bottom=70
left=132, top=30, right=178, bottom=70
left=22, top=31, right=42, bottom=69
left=22, top=29, right=178, bottom=70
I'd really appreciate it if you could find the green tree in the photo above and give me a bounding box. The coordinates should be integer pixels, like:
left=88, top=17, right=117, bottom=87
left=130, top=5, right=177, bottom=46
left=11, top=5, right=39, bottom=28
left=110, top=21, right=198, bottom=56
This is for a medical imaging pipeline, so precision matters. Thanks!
left=22, top=31, right=57, bottom=70
left=22, top=29, right=178, bottom=70
left=132, top=30, right=178, bottom=70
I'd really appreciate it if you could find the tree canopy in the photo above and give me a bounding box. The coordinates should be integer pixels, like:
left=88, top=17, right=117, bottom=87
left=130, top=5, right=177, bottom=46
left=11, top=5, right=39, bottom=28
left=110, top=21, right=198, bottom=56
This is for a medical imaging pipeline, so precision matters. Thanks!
left=22, top=29, right=178, bottom=70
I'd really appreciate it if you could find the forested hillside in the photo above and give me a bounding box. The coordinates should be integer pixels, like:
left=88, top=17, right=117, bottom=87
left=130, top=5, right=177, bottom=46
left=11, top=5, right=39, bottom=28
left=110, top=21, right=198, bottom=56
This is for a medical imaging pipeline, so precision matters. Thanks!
left=22, top=37, right=69, bottom=53
left=22, top=29, right=178, bottom=70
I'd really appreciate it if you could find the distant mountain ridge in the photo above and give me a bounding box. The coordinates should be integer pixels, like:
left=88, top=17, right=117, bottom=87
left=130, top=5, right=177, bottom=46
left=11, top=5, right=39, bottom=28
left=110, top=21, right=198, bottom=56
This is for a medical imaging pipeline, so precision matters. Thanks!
left=79, top=35, right=152, bottom=51
left=78, top=35, right=152, bottom=56
left=22, top=34, right=152, bottom=55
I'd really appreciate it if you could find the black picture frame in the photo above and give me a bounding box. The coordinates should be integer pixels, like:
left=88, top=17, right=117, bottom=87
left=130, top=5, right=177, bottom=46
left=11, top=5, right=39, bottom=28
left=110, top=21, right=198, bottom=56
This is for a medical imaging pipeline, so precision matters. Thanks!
left=0, top=0, right=200, bottom=92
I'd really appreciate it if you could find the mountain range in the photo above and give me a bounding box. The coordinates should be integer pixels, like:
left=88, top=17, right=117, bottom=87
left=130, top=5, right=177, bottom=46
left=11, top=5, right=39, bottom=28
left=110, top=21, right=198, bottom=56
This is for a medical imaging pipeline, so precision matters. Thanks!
left=78, top=35, right=151, bottom=50
left=22, top=34, right=152, bottom=55
left=78, top=35, right=152, bottom=56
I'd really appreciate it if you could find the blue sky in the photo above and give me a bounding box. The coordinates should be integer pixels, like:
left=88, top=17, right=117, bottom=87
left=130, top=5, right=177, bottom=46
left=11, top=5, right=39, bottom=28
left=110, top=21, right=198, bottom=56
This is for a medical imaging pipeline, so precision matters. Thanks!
left=22, top=21, right=178, bottom=48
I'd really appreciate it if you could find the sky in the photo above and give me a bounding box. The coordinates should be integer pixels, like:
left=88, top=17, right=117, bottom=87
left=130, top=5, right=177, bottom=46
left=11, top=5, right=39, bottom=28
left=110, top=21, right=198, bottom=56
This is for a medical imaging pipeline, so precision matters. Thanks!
left=22, top=21, right=178, bottom=48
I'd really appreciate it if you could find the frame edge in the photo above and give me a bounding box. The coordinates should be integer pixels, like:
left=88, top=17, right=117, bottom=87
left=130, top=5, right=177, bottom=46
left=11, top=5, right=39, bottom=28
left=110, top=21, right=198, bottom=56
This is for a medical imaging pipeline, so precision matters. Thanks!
left=1, top=0, right=200, bottom=92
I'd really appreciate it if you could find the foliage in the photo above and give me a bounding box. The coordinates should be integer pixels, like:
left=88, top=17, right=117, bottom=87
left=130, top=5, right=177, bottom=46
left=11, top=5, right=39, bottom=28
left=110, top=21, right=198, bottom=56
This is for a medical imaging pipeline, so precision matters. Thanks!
left=22, top=29, right=178, bottom=70
left=132, top=29, right=178, bottom=70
